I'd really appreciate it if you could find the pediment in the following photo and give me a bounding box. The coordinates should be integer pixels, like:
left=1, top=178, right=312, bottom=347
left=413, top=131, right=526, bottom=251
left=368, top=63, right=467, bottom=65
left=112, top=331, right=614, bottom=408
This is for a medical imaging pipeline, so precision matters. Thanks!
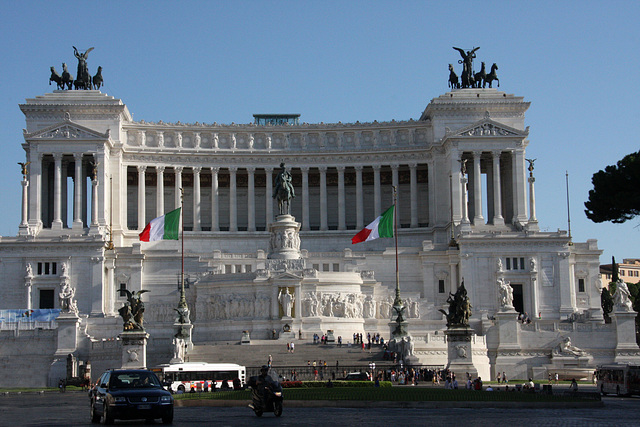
left=448, top=118, right=528, bottom=138
left=271, top=271, right=303, bottom=281
left=24, top=120, right=109, bottom=140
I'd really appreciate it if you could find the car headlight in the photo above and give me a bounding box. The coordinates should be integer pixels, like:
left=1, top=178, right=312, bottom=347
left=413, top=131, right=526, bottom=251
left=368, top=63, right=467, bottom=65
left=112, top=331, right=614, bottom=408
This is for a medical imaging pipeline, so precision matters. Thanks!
left=274, top=392, right=282, bottom=397
left=161, top=395, right=172, bottom=402
left=114, top=396, right=126, bottom=403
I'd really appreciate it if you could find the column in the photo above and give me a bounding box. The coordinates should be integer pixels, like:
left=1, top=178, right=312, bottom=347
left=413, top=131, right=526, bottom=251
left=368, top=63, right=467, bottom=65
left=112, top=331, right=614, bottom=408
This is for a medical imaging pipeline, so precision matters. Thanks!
left=355, top=166, right=364, bottom=229
left=156, top=166, right=165, bottom=217
left=73, top=153, right=84, bottom=229
left=491, top=151, right=504, bottom=225
left=450, top=150, right=462, bottom=224
left=28, top=152, right=43, bottom=230
left=211, top=167, right=219, bottom=231
left=319, top=166, right=328, bottom=231
left=472, top=151, right=484, bottom=224
left=427, top=156, right=436, bottom=226
left=91, top=175, right=99, bottom=227
left=247, top=167, right=256, bottom=232
left=52, top=153, right=63, bottom=230
left=229, top=167, right=237, bottom=232
left=301, top=166, right=310, bottom=231
left=337, top=166, right=346, bottom=230
left=20, top=179, right=29, bottom=228
left=265, top=167, right=273, bottom=223
left=527, top=166, right=539, bottom=231
left=512, top=149, right=528, bottom=226
left=409, top=163, right=418, bottom=228
left=137, top=165, right=147, bottom=229
left=193, top=167, right=202, bottom=231
left=104, top=258, right=116, bottom=316
left=373, top=165, right=381, bottom=218
left=391, top=164, right=399, bottom=219
left=174, top=167, right=183, bottom=210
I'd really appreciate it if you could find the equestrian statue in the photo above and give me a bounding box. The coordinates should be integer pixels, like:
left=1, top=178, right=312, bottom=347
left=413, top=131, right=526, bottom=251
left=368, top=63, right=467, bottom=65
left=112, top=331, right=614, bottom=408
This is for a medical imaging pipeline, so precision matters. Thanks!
left=273, top=162, right=295, bottom=216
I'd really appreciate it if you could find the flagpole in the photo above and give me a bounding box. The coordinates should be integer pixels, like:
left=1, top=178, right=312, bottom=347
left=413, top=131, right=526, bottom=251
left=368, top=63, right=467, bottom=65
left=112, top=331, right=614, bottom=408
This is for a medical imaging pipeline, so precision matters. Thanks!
left=392, top=186, right=400, bottom=305
left=178, top=188, right=187, bottom=311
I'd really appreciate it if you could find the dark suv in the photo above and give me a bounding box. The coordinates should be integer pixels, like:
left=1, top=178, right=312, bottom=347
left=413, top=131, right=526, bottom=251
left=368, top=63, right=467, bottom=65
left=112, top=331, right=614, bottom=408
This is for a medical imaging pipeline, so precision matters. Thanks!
left=89, top=369, right=173, bottom=424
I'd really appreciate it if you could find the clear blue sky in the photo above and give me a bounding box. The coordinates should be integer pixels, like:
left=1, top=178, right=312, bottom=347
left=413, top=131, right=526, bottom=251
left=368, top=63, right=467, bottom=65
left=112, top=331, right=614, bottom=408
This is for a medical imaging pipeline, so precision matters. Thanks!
left=1, top=1, right=638, bottom=266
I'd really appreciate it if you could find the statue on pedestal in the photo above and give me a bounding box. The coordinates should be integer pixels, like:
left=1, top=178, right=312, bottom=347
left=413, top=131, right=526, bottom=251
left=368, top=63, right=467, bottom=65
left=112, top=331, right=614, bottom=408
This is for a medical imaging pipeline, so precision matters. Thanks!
left=59, top=282, right=77, bottom=313
left=453, top=46, right=480, bottom=88
left=613, top=280, right=633, bottom=311
left=279, top=288, right=294, bottom=318
left=73, top=46, right=93, bottom=90
left=273, top=163, right=295, bottom=215
left=118, top=290, right=149, bottom=331
left=439, top=282, right=472, bottom=327
left=497, top=278, right=514, bottom=309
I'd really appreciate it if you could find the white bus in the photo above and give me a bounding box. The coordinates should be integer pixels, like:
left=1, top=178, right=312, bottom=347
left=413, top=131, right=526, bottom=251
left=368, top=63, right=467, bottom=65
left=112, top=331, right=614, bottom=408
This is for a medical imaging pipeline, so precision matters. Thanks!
left=153, top=362, right=246, bottom=393
left=596, top=364, right=640, bottom=396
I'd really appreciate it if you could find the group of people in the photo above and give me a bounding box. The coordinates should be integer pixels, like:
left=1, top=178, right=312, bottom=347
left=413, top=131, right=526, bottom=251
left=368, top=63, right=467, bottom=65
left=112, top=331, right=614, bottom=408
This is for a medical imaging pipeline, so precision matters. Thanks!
left=286, top=342, right=295, bottom=353
left=518, top=312, right=532, bottom=324
left=496, top=371, right=509, bottom=383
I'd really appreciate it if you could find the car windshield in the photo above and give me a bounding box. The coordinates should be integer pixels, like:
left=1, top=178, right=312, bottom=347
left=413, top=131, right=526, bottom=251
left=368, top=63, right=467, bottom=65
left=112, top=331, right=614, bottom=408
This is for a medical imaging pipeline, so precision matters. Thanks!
left=110, top=372, right=161, bottom=389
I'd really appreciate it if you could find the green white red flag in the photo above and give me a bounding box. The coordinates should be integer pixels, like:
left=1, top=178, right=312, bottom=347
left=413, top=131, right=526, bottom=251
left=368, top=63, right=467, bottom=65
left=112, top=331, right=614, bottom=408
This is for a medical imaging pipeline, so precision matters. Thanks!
left=351, top=205, right=394, bottom=244
left=139, top=208, right=181, bottom=241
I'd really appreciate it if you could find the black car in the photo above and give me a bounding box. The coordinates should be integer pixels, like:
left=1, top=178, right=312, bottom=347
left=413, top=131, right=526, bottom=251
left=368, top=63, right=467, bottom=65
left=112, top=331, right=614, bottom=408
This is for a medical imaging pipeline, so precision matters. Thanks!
left=89, top=369, right=173, bottom=424
left=341, top=372, right=371, bottom=381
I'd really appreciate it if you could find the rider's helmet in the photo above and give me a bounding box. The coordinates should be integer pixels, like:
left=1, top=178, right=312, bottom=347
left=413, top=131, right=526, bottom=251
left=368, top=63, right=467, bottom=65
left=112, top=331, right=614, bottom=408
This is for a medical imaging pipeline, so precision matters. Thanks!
left=260, top=365, right=270, bottom=376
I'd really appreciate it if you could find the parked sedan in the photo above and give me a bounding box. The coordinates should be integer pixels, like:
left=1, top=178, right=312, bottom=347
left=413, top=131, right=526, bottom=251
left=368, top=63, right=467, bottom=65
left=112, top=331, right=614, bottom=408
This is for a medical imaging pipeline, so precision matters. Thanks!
left=90, top=369, right=173, bottom=424
left=340, top=372, right=371, bottom=381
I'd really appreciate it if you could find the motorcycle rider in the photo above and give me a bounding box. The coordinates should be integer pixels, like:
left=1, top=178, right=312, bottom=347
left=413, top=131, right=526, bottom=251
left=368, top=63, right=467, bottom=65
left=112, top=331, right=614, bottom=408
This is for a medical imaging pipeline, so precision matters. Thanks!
left=248, top=365, right=278, bottom=410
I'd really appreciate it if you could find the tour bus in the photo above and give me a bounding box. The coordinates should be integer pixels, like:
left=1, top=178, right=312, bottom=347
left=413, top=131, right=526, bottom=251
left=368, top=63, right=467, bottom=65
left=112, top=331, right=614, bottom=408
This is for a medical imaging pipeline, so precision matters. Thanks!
left=153, top=362, right=246, bottom=393
left=596, top=364, right=640, bottom=396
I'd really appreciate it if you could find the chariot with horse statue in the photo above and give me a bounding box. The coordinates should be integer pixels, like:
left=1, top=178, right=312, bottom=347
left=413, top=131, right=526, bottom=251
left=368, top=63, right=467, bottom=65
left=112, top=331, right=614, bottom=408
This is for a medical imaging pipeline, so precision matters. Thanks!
left=447, top=46, right=499, bottom=90
left=47, top=46, right=104, bottom=91
left=273, top=162, right=295, bottom=216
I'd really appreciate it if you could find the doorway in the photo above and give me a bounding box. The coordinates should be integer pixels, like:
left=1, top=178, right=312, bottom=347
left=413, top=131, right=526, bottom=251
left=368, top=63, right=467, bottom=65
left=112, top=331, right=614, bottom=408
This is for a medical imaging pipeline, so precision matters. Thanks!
left=39, top=289, right=55, bottom=309
left=510, top=284, right=524, bottom=314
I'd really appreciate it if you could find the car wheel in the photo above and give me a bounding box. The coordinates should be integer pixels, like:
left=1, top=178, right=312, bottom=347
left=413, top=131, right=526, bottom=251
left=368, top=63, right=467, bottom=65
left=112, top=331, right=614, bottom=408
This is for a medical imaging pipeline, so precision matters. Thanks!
left=103, top=404, right=114, bottom=425
left=162, top=413, right=174, bottom=424
left=255, top=409, right=263, bottom=417
left=90, top=402, right=100, bottom=423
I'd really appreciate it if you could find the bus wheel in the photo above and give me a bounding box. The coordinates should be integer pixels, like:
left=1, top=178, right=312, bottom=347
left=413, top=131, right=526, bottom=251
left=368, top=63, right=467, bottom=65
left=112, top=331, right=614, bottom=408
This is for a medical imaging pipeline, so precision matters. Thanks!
left=178, top=385, right=185, bottom=393
left=617, top=385, right=621, bottom=397
left=600, top=384, right=606, bottom=396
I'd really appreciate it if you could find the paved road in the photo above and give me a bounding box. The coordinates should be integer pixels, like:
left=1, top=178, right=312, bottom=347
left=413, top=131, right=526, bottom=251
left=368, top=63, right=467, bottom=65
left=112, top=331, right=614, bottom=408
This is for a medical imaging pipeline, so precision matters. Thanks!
left=1, top=391, right=639, bottom=426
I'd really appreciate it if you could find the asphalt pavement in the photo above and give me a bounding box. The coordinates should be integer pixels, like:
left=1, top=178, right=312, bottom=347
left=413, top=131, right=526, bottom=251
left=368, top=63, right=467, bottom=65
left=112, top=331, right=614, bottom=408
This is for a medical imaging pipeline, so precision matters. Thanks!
left=1, top=389, right=639, bottom=426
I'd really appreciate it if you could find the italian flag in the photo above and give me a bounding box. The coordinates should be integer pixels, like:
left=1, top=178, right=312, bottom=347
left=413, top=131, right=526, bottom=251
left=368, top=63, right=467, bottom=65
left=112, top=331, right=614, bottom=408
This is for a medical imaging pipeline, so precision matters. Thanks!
left=351, top=205, right=395, bottom=244
left=139, top=208, right=181, bottom=242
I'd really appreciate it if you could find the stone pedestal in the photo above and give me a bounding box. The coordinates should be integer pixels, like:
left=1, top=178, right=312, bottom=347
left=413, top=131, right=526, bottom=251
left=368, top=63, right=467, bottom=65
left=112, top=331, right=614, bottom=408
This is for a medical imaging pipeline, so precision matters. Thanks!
left=241, top=330, right=251, bottom=345
left=267, top=215, right=301, bottom=260
left=174, top=322, right=193, bottom=351
left=119, top=331, right=149, bottom=369
left=613, top=310, right=640, bottom=362
left=48, top=312, right=81, bottom=387
left=445, top=327, right=478, bottom=379
left=325, top=329, right=336, bottom=344
left=495, top=309, right=521, bottom=351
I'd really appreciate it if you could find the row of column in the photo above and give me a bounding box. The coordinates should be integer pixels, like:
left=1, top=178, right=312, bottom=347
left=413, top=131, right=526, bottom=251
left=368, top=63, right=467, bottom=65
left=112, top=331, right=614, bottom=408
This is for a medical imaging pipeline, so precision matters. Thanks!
left=132, top=163, right=429, bottom=232
left=23, top=153, right=100, bottom=232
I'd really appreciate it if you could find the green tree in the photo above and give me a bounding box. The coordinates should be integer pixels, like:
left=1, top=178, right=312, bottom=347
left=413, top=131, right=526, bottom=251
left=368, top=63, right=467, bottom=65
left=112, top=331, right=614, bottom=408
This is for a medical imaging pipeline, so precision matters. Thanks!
left=584, top=150, right=640, bottom=223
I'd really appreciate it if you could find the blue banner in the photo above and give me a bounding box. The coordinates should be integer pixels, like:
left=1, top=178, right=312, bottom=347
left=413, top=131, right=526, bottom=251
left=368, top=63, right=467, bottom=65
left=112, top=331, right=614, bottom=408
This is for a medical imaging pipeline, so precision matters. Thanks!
left=0, top=309, right=61, bottom=322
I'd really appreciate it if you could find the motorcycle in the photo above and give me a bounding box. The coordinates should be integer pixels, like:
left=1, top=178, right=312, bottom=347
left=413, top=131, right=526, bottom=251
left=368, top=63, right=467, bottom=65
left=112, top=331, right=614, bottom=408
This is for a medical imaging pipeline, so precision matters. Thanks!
left=248, top=368, right=283, bottom=417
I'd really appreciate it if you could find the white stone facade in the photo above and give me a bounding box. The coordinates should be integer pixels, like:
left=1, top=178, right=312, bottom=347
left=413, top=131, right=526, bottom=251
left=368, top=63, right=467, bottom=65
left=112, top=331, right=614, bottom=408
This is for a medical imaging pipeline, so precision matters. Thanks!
left=0, top=88, right=638, bottom=386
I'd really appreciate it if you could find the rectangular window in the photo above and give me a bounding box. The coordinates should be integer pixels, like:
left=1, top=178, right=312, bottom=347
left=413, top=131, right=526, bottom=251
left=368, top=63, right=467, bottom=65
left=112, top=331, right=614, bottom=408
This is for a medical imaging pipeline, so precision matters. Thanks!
left=246, top=265, right=252, bottom=273
left=37, top=262, right=43, bottom=275
left=323, top=264, right=330, bottom=272
left=119, top=283, right=127, bottom=297
left=39, top=289, right=55, bottom=309
left=438, top=280, right=445, bottom=294
left=520, top=258, right=525, bottom=270
left=313, top=264, right=319, bottom=271
left=52, top=262, right=57, bottom=275
left=506, top=258, right=511, bottom=270
left=332, top=264, right=339, bottom=272
left=621, top=270, right=625, bottom=276
left=578, top=278, right=585, bottom=293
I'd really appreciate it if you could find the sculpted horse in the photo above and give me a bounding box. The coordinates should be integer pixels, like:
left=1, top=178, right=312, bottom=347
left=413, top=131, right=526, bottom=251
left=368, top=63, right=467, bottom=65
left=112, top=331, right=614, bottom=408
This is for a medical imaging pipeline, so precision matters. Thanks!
left=448, top=64, right=459, bottom=89
left=92, top=66, right=103, bottom=90
left=484, top=63, right=499, bottom=88
left=61, top=63, right=74, bottom=90
left=275, top=185, right=292, bottom=216
left=474, top=62, right=486, bottom=88
left=49, top=66, right=63, bottom=90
